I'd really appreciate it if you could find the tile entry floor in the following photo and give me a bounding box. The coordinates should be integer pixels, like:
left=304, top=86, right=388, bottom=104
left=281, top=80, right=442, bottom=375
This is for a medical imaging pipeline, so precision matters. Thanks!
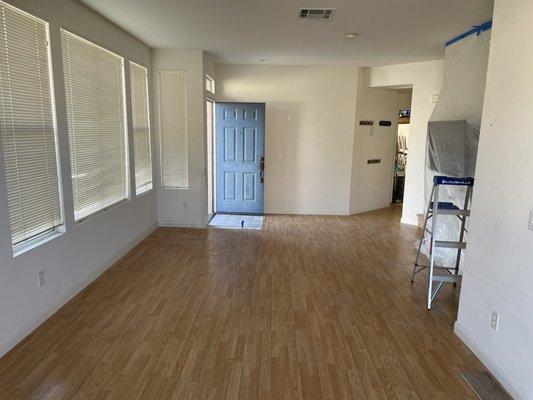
left=209, top=214, right=264, bottom=230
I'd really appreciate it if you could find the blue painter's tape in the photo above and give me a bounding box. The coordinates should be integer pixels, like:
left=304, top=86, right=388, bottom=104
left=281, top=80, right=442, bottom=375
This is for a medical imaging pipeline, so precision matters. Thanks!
left=445, top=20, right=492, bottom=47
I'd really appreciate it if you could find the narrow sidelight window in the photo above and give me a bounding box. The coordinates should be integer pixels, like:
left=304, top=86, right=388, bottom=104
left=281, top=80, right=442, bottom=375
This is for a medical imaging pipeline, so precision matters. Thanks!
left=130, top=62, right=152, bottom=195
left=158, top=70, right=188, bottom=189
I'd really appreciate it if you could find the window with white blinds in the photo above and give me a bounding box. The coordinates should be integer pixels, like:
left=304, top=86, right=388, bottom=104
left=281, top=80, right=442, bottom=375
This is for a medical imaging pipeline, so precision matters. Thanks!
left=0, top=2, right=63, bottom=248
left=61, top=29, right=128, bottom=221
left=130, top=62, right=152, bottom=195
left=159, top=70, right=188, bottom=189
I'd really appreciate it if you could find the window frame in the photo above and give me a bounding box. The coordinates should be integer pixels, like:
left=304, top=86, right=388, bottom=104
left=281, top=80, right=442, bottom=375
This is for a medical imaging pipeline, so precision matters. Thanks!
left=205, top=74, right=215, bottom=94
left=60, top=28, right=130, bottom=224
left=0, top=2, right=66, bottom=255
left=129, top=61, right=153, bottom=196
left=158, top=68, right=189, bottom=190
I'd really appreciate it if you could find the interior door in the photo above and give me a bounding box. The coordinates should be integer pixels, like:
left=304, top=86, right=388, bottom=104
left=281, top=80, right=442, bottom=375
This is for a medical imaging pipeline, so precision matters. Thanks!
left=215, top=102, right=265, bottom=214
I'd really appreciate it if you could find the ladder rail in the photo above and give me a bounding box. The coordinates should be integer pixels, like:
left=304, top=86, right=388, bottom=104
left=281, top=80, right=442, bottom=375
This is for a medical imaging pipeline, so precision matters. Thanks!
left=453, top=185, right=472, bottom=285
left=411, top=184, right=436, bottom=282
left=427, top=184, right=439, bottom=309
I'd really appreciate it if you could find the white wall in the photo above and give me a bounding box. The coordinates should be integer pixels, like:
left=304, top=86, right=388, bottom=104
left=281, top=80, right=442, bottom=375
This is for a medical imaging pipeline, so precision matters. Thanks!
left=397, top=91, right=413, bottom=111
left=367, top=60, right=444, bottom=225
left=152, top=48, right=208, bottom=227
left=349, top=70, right=399, bottom=214
left=455, top=1, right=533, bottom=398
left=215, top=65, right=358, bottom=215
left=0, top=0, right=156, bottom=357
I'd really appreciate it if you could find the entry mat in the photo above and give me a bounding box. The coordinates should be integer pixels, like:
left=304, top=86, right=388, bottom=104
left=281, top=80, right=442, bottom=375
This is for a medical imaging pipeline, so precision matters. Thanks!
left=460, top=370, right=512, bottom=400
left=209, top=214, right=264, bottom=230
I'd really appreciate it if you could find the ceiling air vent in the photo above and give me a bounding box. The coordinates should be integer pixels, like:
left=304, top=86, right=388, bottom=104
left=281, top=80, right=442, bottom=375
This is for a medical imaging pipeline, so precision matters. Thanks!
left=298, top=8, right=336, bottom=20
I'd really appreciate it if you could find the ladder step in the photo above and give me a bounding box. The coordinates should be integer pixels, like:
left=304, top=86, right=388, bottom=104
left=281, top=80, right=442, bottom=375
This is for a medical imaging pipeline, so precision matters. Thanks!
left=429, top=202, right=470, bottom=216
left=432, top=274, right=462, bottom=283
left=437, top=209, right=471, bottom=216
left=435, top=240, right=467, bottom=249
left=431, top=201, right=459, bottom=210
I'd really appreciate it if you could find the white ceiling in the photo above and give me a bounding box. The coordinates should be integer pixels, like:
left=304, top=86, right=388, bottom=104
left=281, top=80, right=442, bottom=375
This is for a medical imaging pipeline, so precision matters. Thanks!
left=79, top=0, right=494, bottom=66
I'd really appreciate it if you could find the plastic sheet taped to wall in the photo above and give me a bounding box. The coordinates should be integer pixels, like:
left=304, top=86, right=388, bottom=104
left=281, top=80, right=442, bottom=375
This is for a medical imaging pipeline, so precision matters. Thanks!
left=420, top=24, right=491, bottom=269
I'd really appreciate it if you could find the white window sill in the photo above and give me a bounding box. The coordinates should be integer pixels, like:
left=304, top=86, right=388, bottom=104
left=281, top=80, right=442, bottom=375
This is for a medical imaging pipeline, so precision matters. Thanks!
left=13, top=228, right=65, bottom=258
left=161, top=186, right=190, bottom=190
left=74, top=198, right=128, bottom=226
left=136, top=184, right=153, bottom=197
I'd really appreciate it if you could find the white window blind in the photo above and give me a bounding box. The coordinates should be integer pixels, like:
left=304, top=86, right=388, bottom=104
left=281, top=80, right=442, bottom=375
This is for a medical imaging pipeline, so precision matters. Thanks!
left=130, top=62, right=152, bottom=195
left=61, top=29, right=128, bottom=221
left=0, top=2, right=63, bottom=247
left=159, top=70, right=188, bottom=189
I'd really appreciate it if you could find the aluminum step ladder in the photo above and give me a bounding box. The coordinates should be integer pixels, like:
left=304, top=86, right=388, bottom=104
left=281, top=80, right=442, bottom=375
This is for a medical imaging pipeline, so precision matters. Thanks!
left=411, top=176, right=474, bottom=309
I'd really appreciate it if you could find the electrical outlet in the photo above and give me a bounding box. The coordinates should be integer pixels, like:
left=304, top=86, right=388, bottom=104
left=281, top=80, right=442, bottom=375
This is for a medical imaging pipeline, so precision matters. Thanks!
left=37, top=270, right=45, bottom=287
left=491, top=310, right=499, bottom=331
left=183, top=202, right=188, bottom=211
left=528, top=208, right=533, bottom=231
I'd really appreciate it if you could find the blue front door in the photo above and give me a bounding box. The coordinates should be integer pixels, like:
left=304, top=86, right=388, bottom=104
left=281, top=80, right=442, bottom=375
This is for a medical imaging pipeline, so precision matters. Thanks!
left=215, top=103, right=265, bottom=214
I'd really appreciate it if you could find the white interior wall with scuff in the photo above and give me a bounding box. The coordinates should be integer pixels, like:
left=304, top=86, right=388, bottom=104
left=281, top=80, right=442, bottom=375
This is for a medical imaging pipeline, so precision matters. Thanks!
left=349, top=69, right=400, bottom=214
left=0, top=0, right=156, bottom=358
left=214, top=65, right=425, bottom=216
left=367, top=60, right=444, bottom=225
left=215, top=65, right=358, bottom=215
left=397, top=91, right=413, bottom=111
left=455, top=1, right=533, bottom=398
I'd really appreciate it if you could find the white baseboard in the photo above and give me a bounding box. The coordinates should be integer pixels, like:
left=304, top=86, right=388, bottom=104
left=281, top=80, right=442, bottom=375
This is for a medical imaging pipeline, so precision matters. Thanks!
left=159, top=221, right=205, bottom=228
left=265, top=209, right=348, bottom=216
left=0, top=223, right=158, bottom=359
left=349, top=204, right=392, bottom=215
left=400, top=215, right=419, bottom=226
left=454, top=321, right=525, bottom=400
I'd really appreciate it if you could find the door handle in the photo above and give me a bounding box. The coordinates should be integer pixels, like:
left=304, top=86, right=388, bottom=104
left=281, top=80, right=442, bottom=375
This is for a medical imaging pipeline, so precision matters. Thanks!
left=260, top=157, right=265, bottom=183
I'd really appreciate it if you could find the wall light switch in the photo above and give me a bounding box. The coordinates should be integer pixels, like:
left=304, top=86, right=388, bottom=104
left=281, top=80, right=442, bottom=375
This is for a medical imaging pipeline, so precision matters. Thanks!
left=529, top=209, right=533, bottom=231
left=491, top=310, right=499, bottom=331
left=38, top=270, right=45, bottom=287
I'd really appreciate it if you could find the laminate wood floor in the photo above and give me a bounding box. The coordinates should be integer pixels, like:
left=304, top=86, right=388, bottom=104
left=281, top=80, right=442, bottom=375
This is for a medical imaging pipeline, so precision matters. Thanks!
left=0, top=206, right=484, bottom=399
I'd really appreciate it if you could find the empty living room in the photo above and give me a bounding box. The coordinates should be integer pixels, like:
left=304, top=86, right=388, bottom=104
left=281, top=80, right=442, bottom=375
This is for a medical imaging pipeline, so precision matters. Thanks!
left=0, top=0, right=532, bottom=398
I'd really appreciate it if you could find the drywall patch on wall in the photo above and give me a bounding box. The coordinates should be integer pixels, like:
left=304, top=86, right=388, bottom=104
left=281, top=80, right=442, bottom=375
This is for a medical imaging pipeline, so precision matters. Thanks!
left=349, top=68, right=400, bottom=214
left=215, top=64, right=358, bottom=215
left=367, top=60, right=444, bottom=225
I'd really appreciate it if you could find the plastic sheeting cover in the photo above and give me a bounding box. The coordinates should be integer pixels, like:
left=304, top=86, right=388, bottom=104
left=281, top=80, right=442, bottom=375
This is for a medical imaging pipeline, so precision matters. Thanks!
left=420, top=27, right=491, bottom=269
